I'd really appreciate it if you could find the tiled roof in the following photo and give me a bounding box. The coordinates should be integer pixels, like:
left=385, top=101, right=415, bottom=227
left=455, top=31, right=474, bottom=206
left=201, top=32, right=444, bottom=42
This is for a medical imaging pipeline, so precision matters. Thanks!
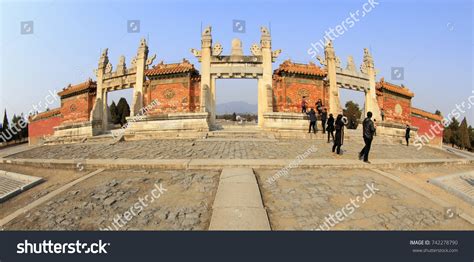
left=411, top=107, right=443, bottom=121
left=30, top=108, right=61, bottom=122
left=145, top=59, right=199, bottom=76
left=274, top=60, right=326, bottom=77
left=376, top=78, right=414, bottom=98
left=58, top=79, right=97, bottom=97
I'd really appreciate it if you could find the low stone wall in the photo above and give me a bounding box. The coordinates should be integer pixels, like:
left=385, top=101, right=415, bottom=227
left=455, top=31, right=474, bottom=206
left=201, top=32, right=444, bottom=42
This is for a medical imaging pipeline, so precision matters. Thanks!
left=124, top=112, right=210, bottom=136
left=263, top=112, right=317, bottom=131
left=53, top=121, right=101, bottom=138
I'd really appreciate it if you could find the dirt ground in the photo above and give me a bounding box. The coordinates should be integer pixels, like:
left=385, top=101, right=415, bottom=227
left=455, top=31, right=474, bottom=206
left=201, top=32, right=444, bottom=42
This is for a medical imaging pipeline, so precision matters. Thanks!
left=2, top=168, right=220, bottom=231
left=256, top=167, right=474, bottom=230
left=0, top=164, right=85, bottom=220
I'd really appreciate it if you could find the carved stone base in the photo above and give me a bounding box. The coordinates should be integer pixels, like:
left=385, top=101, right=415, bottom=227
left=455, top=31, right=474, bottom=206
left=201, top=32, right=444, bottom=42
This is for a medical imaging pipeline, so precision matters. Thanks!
left=123, top=112, right=210, bottom=138
left=53, top=121, right=102, bottom=138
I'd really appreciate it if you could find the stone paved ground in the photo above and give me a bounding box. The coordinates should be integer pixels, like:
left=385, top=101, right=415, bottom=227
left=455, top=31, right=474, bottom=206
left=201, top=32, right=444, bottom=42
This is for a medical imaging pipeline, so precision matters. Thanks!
left=7, top=138, right=459, bottom=160
left=256, top=168, right=474, bottom=230
left=3, top=169, right=219, bottom=230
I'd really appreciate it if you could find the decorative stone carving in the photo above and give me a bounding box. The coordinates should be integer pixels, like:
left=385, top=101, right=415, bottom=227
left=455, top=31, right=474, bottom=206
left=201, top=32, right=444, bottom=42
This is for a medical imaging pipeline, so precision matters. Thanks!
left=297, top=89, right=309, bottom=97
left=261, top=26, right=270, bottom=37
left=131, top=57, right=137, bottom=68
left=164, top=89, right=175, bottom=99
left=116, top=55, right=126, bottom=74
left=250, top=43, right=262, bottom=56
left=346, top=56, right=356, bottom=71
left=260, top=26, right=271, bottom=48
left=395, top=104, right=403, bottom=116
left=212, top=43, right=223, bottom=56
left=324, top=41, right=335, bottom=60
left=105, top=62, right=113, bottom=73
left=231, top=39, right=243, bottom=56
left=316, top=56, right=326, bottom=67
left=190, top=48, right=201, bottom=58
left=203, top=26, right=211, bottom=36
left=361, top=48, right=374, bottom=74
left=272, top=49, right=282, bottom=62
left=146, top=54, right=156, bottom=68
left=335, top=56, right=341, bottom=69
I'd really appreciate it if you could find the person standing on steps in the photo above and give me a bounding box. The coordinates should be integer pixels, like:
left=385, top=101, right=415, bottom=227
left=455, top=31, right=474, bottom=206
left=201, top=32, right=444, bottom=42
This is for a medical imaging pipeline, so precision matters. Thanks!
left=307, top=108, right=317, bottom=134
left=359, top=111, right=376, bottom=163
left=405, top=125, right=411, bottom=146
left=332, top=114, right=344, bottom=155
left=301, top=96, right=307, bottom=113
left=321, top=108, right=328, bottom=134
left=326, top=113, right=335, bottom=143
left=315, top=99, right=323, bottom=115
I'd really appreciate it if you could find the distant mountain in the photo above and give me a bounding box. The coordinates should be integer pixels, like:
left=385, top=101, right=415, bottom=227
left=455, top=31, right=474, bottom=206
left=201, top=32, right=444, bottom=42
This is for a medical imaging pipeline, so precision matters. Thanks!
left=216, top=101, right=258, bottom=114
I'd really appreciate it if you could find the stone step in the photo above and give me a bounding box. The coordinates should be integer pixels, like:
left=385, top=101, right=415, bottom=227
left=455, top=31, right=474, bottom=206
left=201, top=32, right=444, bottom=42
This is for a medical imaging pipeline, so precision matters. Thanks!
left=209, top=168, right=271, bottom=230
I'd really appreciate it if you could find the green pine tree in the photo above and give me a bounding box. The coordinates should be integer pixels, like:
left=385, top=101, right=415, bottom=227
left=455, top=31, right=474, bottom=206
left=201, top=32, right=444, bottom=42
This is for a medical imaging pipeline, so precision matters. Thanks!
left=458, top=118, right=470, bottom=150
left=110, top=101, right=120, bottom=125
left=343, top=101, right=362, bottom=129
left=446, top=117, right=460, bottom=147
left=116, top=97, right=130, bottom=126
left=2, top=109, right=9, bottom=131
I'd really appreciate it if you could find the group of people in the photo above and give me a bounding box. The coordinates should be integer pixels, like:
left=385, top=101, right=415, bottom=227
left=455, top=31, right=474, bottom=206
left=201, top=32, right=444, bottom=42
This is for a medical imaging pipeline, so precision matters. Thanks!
left=302, top=97, right=412, bottom=163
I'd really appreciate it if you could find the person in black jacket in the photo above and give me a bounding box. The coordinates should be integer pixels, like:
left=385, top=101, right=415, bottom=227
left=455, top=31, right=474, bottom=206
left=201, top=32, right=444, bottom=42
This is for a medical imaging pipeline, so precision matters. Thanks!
left=321, top=108, right=328, bottom=134
left=332, top=114, right=344, bottom=154
left=307, top=108, right=317, bottom=134
left=359, top=111, right=376, bottom=163
left=405, top=125, right=411, bottom=146
left=326, top=113, right=335, bottom=143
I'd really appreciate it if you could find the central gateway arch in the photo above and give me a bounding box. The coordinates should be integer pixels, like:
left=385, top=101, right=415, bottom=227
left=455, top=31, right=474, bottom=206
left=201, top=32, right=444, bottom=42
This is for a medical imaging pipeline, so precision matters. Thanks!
left=191, top=26, right=281, bottom=127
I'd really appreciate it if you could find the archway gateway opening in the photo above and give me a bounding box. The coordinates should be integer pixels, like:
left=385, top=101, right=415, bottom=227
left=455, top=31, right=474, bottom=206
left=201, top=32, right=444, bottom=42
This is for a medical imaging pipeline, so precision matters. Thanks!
left=107, top=88, right=133, bottom=130
left=215, top=79, right=258, bottom=127
left=191, top=26, right=281, bottom=129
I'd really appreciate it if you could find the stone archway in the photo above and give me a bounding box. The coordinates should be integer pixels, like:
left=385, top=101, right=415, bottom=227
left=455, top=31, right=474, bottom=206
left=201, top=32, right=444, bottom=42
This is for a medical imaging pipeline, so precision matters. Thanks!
left=317, top=42, right=381, bottom=120
left=91, top=39, right=156, bottom=132
left=191, top=26, right=281, bottom=128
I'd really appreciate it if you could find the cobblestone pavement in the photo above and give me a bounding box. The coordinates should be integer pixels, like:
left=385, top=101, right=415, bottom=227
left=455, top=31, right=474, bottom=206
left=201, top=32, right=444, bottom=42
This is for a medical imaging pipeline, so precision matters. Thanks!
left=7, top=138, right=458, bottom=160
left=256, top=169, right=474, bottom=230
left=4, top=169, right=219, bottom=230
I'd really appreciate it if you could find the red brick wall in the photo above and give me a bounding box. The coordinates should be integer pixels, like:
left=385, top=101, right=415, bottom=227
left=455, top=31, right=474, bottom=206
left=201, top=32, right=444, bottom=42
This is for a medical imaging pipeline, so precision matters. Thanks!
left=411, top=115, right=443, bottom=147
left=28, top=115, right=63, bottom=144
left=60, top=93, right=95, bottom=124
left=145, top=76, right=200, bottom=114
left=273, top=77, right=328, bottom=113
left=377, top=92, right=412, bottom=124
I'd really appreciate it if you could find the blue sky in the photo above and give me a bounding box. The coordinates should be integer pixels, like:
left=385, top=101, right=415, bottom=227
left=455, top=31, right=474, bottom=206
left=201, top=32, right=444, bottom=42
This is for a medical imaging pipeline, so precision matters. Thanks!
left=1, top=0, right=472, bottom=123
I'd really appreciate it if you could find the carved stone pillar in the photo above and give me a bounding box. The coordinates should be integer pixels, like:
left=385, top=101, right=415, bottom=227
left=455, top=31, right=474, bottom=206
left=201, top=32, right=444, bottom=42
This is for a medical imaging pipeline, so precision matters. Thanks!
left=131, top=38, right=148, bottom=116
left=259, top=27, right=273, bottom=127
left=324, top=41, right=341, bottom=116
left=91, top=48, right=109, bottom=132
left=361, top=48, right=381, bottom=120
